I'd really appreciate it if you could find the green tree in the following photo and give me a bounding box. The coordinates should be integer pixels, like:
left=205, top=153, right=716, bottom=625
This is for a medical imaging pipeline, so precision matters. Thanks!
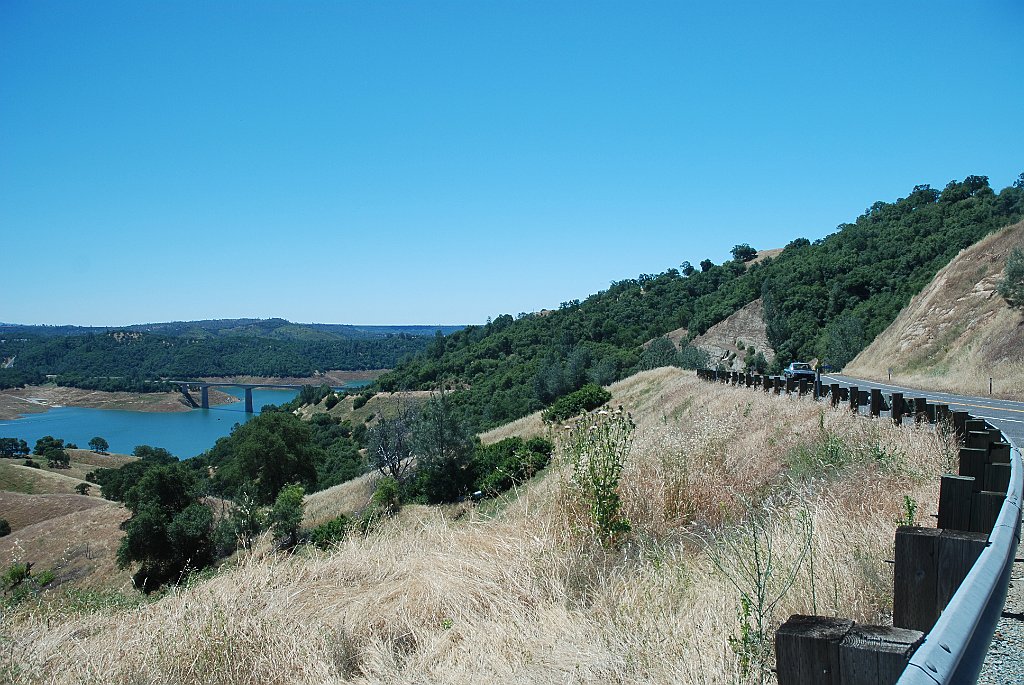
left=998, top=246, right=1024, bottom=307
left=269, top=484, right=305, bottom=548
left=639, top=337, right=679, bottom=370
left=820, top=313, right=866, bottom=370
left=700, top=259, right=714, bottom=272
left=731, top=244, right=758, bottom=262
left=117, top=464, right=214, bottom=592
left=88, top=436, right=109, bottom=453
left=74, top=482, right=91, bottom=496
left=412, top=388, right=474, bottom=503
left=33, top=435, right=64, bottom=457
left=44, top=446, right=70, bottom=468
left=204, top=412, right=318, bottom=504
left=0, top=438, right=29, bottom=458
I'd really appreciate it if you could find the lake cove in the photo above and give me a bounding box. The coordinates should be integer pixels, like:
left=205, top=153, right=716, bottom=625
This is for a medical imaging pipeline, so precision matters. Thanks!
left=0, top=387, right=301, bottom=459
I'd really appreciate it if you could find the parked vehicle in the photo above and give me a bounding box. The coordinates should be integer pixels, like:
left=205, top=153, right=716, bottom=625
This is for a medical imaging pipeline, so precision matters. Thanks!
left=783, top=362, right=816, bottom=381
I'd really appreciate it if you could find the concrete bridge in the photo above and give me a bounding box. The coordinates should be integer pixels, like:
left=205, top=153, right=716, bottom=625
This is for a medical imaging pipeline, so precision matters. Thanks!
left=169, top=381, right=344, bottom=413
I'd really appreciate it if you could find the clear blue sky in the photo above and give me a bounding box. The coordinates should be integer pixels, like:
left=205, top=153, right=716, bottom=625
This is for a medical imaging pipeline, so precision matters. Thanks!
left=2, top=1, right=1022, bottom=327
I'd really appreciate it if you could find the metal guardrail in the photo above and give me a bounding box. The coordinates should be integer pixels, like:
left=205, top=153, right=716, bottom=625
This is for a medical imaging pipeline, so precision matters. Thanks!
left=695, top=369, right=1023, bottom=684
left=896, top=432, right=1022, bottom=685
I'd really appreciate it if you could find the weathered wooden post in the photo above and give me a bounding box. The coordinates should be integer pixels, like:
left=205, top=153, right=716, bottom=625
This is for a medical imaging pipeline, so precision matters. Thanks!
left=952, top=411, right=968, bottom=442
left=830, top=383, right=841, bottom=408
left=870, top=388, right=881, bottom=417
left=799, top=378, right=809, bottom=396
left=787, top=376, right=796, bottom=394
left=775, top=377, right=783, bottom=395
left=913, top=397, right=928, bottom=423
left=938, top=474, right=975, bottom=531
left=776, top=616, right=924, bottom=685
left=893, top=527, right=987, bottom=632
left=891, top=392, right=904, bottom=425
left=849, top=385, right=859, bottom=413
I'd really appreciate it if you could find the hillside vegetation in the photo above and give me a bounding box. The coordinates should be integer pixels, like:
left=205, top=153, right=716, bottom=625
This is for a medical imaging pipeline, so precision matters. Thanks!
left=0, top=368, right=953, bottom=684
left=845, top=220, right=1024, bottom=397
left=0, top=319, right=453, bottom=392
left=378, top=175, right=1024, bottom=430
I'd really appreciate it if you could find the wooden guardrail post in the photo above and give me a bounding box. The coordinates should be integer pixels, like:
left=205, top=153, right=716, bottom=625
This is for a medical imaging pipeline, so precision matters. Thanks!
left=938, top=475, right=974, bottom=531
left=870, top=389, right=881, bottom=417
left=776, top=616, right=924, bottom=685
left=775, top=377, right=783, bottom=395
left=891, top=392, right=904, bottom=425
left=830, top=383, right=841, bottom=408
left=849, top=385, right=859, bottom=413
left=952, top=411, right=968, bottom=442
left=894, top=527, right=987, bottom=632
left=799, top=378, right=808, bottom=396
left=913, top=397, right=928, bottom=423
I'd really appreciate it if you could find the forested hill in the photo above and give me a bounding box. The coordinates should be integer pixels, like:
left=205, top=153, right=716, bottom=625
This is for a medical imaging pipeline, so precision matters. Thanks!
left=0, top=320, right=461, bottom=390
left=377, top=175, right=1024, bottom=430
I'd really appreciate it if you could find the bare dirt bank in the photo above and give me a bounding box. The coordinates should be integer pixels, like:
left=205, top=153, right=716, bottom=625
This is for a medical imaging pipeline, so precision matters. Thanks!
left=0, top=385, right=236, bottom=420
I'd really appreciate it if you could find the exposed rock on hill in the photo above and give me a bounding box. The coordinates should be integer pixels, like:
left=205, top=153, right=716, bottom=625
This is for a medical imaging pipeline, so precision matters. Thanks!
left=844, top=221, right=1024, bottom=397
left=691, top=298, right=775, bottom=371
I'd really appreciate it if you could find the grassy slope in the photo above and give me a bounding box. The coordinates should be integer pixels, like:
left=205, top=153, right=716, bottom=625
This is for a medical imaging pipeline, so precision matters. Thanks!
left=845, top=220, right=1024, bottom=397
left=1, top=367, right=953, bottom=685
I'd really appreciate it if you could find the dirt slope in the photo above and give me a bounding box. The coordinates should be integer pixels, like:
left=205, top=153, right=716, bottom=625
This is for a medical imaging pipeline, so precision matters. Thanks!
left=691, top=298, right=775, bottom=370
left=0, top=500, right=132, bottom=590
left=0, top=491, right=109, bottom=533
left=845, top=220, right=1024, bottom=397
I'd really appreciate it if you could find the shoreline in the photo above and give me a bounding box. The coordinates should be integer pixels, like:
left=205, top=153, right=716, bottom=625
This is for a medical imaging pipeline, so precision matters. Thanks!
left=0, top=385, right=237, bottom=421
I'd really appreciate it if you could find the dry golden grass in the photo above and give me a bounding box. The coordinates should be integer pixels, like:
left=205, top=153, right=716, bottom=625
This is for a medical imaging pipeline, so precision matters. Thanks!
left=303, top=470, right=382, bottom=528
left=1, top=500, right=132, bottom=590
left=846, top=220, right=1024, bottom=397
left=0, top=461, right=92, bottom=496
left=478, top=409, right=547, bottom=445
left=0, top=369, right=953, bottom=684
left=0, top=491, right=109, bottom=533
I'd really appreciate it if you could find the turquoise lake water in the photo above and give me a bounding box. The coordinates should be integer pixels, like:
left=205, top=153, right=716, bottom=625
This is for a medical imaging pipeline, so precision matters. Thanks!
left=0, top=385, right=361, bottom=459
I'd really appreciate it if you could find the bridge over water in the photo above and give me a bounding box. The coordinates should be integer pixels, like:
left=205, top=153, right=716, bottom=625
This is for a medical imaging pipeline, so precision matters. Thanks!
left=168, top=380, right=349, bottom=413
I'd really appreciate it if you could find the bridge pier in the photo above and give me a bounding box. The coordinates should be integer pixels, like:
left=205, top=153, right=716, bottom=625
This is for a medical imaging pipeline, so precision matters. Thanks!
left=201, top=386, right=209, bottom=409
left=244, top=387, right=253, bottom=413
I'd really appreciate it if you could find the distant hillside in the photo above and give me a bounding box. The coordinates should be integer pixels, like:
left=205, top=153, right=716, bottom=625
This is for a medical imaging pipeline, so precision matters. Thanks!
left=378, top=175, right=1024, bottom=430
left=0, top=319, right=463, bottom=389
left=0, top=318, right=464, bottom=340
left=845, top=220, right=1024, bottom=397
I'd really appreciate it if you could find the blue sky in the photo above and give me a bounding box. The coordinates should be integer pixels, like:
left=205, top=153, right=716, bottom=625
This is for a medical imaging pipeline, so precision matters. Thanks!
left=2, top=1, right=1022, bottom=327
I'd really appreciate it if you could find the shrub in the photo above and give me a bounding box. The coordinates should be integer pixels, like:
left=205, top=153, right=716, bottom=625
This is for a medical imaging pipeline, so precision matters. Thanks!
left=998, top=246, right=1024, bottom=307
left=324, top=393, right=340, bottom=410
left=308, top=515, right=350, bottom=549
left=371, top=477, right=401, bottom=515
left=352, top=392, right=374, bottom=410
left=543, top=384, right=613, bottom=423
left=269, top=484, right=305, bottom=548
left=471, top=436, right=553, bottom=496
left=0, top=519, right=9, bottom=537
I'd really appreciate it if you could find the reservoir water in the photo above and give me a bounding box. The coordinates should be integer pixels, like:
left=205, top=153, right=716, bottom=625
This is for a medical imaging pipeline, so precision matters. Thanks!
left=0, top=387, right=311, bottom=459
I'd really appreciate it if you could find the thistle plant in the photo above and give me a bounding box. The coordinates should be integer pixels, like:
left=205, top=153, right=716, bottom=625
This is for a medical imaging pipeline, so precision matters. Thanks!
left=558, top=408, right=634, bottom=546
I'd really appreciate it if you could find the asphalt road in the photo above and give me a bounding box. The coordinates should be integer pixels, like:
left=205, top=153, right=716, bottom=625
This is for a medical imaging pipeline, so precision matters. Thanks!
left=821, top=373, right=1024, bottom=447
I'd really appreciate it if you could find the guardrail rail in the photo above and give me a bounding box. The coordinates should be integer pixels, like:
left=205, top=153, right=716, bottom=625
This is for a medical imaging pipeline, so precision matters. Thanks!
left=694, top=369, right=1023, bottom=685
